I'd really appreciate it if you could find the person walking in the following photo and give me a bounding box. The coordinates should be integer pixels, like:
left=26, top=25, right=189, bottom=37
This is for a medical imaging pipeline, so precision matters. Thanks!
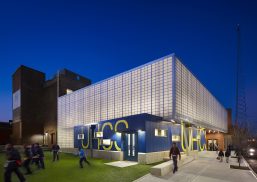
left=169, top=142, right=181, bottom=174
left=78, top=148, right=90, bottom=168
left=31, top=143, right=39, bottom=167
left=23, top=144, right=32, bottom=175
left=218, top=149, right=224, bottom=162
left=35, top=143, right=45, bottom=169
left=52, top=144, right=60, bottom=162
left=4, top=144, right=26, bottom=182
left=225, top=148, right=231, bottom=163
left=236, top=148, right=242, bottom=167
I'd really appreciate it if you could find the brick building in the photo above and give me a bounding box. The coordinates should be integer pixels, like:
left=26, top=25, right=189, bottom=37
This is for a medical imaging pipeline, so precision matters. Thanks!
left=12, top=66, right=91, bottom=146
left=206, top=108, right=233, bottom=151
left=0, top=121, right=12, bottom=145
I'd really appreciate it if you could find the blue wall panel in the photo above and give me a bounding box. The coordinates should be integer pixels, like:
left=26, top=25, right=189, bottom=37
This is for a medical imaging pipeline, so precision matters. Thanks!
left=145, top=121, right=172, bottom=153
left=74, top=125, right=90, bottom=149
left=74, top=113, right=161, bottom=151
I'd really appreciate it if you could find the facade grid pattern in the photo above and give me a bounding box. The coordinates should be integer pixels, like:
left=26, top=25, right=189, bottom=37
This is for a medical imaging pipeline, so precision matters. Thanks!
left=58, top=57, right=173, bottom=148
left=58, top=54, right=227, bottom=148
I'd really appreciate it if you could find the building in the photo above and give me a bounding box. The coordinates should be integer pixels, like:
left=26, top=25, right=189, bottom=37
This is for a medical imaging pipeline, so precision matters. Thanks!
left=0, top=121, right=12, bottom=145
left=12, top=66, right=91, bottom=145
left=58, top=53, right=229, bottom=164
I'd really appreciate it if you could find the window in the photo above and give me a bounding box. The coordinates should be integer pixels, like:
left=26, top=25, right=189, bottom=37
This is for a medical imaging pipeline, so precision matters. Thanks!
left=66, top=89, right=73, bottom=94
left=77, top=134, right=84, bottom=139
left=95, top=132, right=103, bottom=138
left=102, top=139, right=111, bottom=146
left=172, top=135, right=181, bottom=141
left=155, top=129, right=167, bottom=137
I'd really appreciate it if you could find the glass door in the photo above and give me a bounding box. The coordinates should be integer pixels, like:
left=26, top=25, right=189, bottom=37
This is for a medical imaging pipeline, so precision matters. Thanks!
left=124, top=133, right=138, bottom=161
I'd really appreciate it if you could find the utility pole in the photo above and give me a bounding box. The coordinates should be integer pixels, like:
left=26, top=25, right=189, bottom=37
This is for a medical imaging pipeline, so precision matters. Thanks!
left=235, top=24, right=240, bottom=126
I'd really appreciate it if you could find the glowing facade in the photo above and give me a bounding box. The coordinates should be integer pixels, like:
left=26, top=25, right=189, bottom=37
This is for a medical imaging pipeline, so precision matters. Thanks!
left=57, top=54, right=227, bottom=153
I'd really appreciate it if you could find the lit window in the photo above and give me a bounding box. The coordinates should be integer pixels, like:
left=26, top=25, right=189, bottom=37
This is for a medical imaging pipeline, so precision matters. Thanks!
left=102, top=139, right=111, bottom=146
left=155, top=129, right=167, bottom=137
left=95, top=132, right=103, bottom=138
left=77, top=134, right=84, bottom=139
left=66, top=89, right=73, bottom=94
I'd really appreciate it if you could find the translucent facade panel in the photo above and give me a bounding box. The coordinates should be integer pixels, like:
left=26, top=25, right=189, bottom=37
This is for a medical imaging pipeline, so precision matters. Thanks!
left=114, top=76, right=123, bottom=118
left=57, top=54, right=227, bottom=148
left=175, top=59, right=227, bottom=132
left=131, top=70, right=141, bottom=115
left=122, top=72, right=132, bottom=117
left=58, top=55, right=174, bottom=148
left=107, top=79, right=115, bottom=120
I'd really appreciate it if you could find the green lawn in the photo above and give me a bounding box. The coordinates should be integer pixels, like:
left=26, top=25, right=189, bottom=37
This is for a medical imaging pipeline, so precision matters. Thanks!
left=0, top=152, right=154, bottom=182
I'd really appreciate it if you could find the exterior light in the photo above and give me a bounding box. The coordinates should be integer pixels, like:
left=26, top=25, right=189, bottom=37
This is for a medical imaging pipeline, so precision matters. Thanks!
left=249, top=148, right=255, bottom=152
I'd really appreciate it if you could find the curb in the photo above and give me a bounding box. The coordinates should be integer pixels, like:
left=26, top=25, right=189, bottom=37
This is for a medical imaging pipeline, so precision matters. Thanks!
left=243, top=157, right=257, bottom=181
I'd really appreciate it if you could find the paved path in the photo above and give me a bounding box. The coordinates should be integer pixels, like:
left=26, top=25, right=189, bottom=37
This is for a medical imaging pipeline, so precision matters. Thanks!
left=135, top=151, right=257, bottom=182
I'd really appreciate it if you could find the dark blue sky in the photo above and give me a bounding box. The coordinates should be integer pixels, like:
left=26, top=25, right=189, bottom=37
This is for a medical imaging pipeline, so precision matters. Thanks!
left=0, top=0, right=257, bottom=129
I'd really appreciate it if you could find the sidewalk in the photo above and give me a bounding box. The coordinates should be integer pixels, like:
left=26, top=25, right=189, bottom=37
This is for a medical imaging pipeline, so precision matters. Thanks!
left=135, top=151, right=257, bottom=182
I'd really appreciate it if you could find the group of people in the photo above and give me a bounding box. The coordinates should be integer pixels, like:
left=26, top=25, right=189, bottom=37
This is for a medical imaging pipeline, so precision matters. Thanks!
left=217, top=144, right=233, bottom=163
left=3, top=143, right=60, bottom=182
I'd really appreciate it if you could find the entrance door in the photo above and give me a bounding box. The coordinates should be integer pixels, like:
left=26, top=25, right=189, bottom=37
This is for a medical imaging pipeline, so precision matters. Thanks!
left=124, top=133, right=138, bottom=161
left=208, top=139, right=218, bottom=151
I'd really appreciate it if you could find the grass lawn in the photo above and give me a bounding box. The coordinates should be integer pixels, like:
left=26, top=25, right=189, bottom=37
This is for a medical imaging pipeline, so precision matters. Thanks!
left=0, top=152, right=154, bottom=182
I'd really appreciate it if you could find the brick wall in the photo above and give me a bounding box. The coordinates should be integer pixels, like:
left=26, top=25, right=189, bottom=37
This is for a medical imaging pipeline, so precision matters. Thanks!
left=206, top=132, right=225, bottom=151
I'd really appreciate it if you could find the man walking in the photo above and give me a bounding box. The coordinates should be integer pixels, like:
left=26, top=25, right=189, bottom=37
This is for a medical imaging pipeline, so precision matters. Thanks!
left=35, top=143, right=45, bottom=169
left=52, top=144, right=60, bottom=162
left=169, top=142, right=181, bottom=174
left=23, top=144, right=32, bottom=175
left=78, top=148, right=90, bottom=168
left=4, top=144, right=26, bottom=182
left=225, top=148, right=231, bottom=163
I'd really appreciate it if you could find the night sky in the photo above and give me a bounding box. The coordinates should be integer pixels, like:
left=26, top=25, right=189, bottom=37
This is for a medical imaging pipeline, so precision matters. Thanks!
left=0, top=0, right=256, bottom=131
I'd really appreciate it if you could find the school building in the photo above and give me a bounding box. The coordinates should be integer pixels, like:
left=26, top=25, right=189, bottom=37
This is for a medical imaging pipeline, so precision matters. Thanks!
left=57, top=53, right=230, bottom=164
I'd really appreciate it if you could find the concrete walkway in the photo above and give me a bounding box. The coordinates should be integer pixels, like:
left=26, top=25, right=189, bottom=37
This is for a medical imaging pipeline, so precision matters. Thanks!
left=105, top=161, right=138, bottom=168
left=135, top=151, right=257, bottom=182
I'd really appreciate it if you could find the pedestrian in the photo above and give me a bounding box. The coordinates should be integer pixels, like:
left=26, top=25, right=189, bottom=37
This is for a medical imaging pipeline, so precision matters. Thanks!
left=169, top=142, right=181, bottom=174
left=23, top=144, right=32, bottom=175
left=78, top=148, right=90, bottom=168
left=31, top=143, right=39, bottom=167
left=4, top=144, right=26, bottom=182
left=218, top=149, right=224, bottom=162
left=35, top=143, right=45, bottom=169
left=225, top=148, right=231, bottom=163
left=52, top=144, right=60, bottom=162
left=215, top=143, right=219, bottom=154
left=236, top=148, right=242, bottom=167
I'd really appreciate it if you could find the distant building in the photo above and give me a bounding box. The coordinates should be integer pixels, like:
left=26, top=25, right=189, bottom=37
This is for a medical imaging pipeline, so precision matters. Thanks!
left=12, top=66, right=91, bottom=146
left=0, top=121, right=12, bottom=145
